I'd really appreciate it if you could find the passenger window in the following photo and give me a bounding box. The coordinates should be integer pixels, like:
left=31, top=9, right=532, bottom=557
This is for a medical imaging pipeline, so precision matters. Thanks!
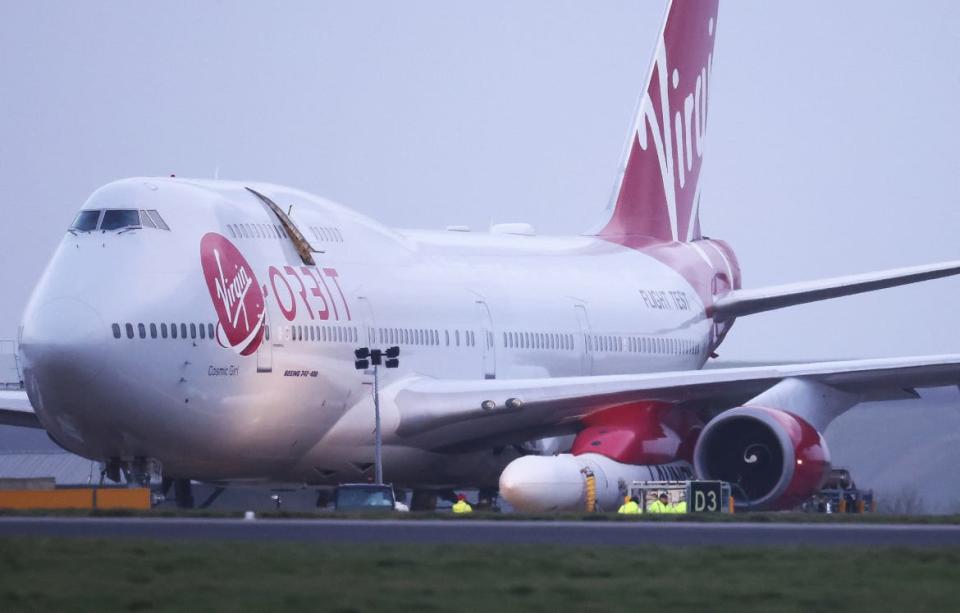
left=150, top=323, right=157, bottom=339
left=170, top=323, right=178, bottom=339
left=189, top=323, right=196, bottom=339
left=101, top=209, right=141, bottom=231
left=138, top=323, right=146, bottom=339
left=112, top=323, right=121, bottom=339
left=126, top=323, right=134, bottom=339
left=161, top=323, right=168, bottom=339
left=208, top=323, right=214, bottom=339
left=180, top=323, right=187, bottom=339
left=71, top=210, right=102, bottom=232
left=199, top=323, right=206, bottom=340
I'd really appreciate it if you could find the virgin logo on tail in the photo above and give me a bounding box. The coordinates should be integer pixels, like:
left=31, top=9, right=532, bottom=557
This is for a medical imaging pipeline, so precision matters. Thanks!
left=600, top=0, right=719, bottom=244
left=200, top=233, right=266, bottom=356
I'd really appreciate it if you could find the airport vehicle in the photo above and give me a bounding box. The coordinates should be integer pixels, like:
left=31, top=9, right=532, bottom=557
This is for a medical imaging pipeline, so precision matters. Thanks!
left=3, top=0, right=960, bottom=513
left=803, top=469, right=876, bottom=514
left=627, top=480, right=733, bottom=514
left=333, top=484, right=399, bottom=512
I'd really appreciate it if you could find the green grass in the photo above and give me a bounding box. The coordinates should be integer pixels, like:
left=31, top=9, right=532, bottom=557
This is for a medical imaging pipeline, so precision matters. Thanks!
left=0, top=538, right=959, bottom=612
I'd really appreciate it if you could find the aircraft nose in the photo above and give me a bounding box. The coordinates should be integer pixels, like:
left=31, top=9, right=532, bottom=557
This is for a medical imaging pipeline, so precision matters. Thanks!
left=20, top=297, right=106, bottom=382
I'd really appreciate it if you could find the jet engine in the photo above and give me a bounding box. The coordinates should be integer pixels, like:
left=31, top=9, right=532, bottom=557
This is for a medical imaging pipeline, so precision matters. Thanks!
left=692, top=406, right=830, bottom=509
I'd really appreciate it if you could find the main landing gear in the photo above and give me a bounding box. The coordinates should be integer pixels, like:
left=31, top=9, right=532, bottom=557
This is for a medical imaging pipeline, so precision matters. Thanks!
left=159, top=478, right=196, bottom=509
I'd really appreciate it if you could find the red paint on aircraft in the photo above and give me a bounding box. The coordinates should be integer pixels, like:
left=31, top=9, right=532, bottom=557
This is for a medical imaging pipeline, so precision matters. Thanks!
left=200, top=233, right=266, bottom=356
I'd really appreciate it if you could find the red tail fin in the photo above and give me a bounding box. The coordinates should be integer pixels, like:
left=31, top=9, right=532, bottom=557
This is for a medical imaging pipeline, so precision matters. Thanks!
left=597, top=0, right=719, bottom=244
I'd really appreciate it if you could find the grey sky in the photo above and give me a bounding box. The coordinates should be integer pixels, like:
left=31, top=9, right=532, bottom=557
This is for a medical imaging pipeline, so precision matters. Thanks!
left=2, top=1, right=959, bottom=360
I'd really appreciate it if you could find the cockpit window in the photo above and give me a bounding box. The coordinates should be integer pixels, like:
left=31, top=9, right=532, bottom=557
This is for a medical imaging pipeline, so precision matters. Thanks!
left=71, top=210, right=102, bottom=232
left=101, top=209, right=142, bottom=231
left=69, top=208, right=171, bottom=233
left=139, top=210, right=157, bottom=229
left=146, top=210, right=169, bottom=230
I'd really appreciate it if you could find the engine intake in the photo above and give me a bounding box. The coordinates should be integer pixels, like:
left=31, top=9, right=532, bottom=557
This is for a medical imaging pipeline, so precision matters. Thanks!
left=693, top=406, right=830, bottom=510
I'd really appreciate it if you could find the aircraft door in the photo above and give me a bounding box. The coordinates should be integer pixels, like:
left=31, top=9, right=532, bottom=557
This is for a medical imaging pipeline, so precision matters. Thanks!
left=574, top=304, right=593, bottom=375
left=475, top=300, right=496, bottom=379
left=257, top=312, right=273, bottom=373
left=711, top=274, right=731, bottom=348
left=356, top=296, right=378, bottom=347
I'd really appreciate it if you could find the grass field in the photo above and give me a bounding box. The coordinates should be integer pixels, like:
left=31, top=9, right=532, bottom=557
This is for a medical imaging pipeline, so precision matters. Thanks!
left=1, top=538, right=958, bottom=612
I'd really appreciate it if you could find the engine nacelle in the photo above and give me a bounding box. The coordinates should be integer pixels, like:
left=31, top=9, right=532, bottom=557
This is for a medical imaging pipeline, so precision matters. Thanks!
left=693, top=406, right=830, bottom=510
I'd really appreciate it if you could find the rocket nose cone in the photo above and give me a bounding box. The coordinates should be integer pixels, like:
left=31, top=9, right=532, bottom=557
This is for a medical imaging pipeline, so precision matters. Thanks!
left=499, top=455, right=587, bottom=513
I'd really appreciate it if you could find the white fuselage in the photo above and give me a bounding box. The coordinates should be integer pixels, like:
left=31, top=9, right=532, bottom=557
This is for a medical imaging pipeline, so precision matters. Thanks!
left=19, top=177, right=720, bottom=488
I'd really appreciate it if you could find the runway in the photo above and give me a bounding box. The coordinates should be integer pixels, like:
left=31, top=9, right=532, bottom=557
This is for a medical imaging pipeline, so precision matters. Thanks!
left=1, top=516, right=959, bottom=546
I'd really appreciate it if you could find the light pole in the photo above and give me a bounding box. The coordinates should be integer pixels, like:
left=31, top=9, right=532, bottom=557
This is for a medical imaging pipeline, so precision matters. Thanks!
left=354, top=345, right=400, bottom=485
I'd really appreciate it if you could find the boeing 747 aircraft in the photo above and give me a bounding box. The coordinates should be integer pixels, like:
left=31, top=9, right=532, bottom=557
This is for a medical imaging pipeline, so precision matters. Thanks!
left=3, top=0, right=960, bottom=511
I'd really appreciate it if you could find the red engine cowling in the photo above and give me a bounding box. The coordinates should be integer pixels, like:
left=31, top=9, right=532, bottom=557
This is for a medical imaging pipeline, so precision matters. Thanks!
left=692, top=406, right=830, bottom=510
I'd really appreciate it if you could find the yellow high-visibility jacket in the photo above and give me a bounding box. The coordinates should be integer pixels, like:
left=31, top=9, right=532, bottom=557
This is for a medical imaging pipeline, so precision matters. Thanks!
left=452, top=500, right=473, bottom=514
left=646, top=500, right=671, bottom=513
left=618, top=501, right=640, bottom=514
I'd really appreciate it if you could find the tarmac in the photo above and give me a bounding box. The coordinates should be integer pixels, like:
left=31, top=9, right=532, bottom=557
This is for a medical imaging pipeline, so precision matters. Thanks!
left=1, top=516, right=959, bottom=547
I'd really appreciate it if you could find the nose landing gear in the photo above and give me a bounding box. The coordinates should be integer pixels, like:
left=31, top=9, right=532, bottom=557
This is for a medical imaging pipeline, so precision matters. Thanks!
left=100, top=457, right=162, bottom=487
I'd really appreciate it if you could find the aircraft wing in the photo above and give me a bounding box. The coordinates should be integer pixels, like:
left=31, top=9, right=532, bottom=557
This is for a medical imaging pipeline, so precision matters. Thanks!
left=712, top=260, right=960, bottom=322
left=391, top=355, right=960, bottom=450
left=0, top=390, right=41, bottom=429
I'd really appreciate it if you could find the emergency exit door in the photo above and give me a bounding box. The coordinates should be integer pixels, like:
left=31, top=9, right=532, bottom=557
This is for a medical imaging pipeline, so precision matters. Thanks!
left=574, top=304, right=593, bottom=375
left=356, top=296, right=378, bottom=347
left=257, top=312, right=273, bottom=373
left=476, top=301, right=496, bottom=379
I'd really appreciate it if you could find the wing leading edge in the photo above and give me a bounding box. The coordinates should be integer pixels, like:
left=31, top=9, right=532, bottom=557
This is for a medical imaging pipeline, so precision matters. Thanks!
left=389, top=355, right=960, bottom=450
left=712, top=260, right=960, bottom=322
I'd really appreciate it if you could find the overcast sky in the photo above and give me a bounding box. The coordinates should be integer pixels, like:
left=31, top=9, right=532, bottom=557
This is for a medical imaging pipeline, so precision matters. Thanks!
left=1, top=1, right=959, bottom=361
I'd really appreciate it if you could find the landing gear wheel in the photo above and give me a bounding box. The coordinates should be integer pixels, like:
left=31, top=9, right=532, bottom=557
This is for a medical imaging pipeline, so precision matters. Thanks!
left=173, top=479, right=195, bottom=509
left=477, top=487, right=499, bottom=511
left=410, top=490, right=438, bottom=511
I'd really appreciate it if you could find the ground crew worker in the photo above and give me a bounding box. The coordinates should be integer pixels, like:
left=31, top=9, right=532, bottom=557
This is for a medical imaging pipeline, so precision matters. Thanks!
left=647, top=492, right=672, bottom=513
left=618, top=495, right=640, bottom=514
left=673, top=498, right=687, bottom=513
left=452, top=493, right=473, bottom=514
